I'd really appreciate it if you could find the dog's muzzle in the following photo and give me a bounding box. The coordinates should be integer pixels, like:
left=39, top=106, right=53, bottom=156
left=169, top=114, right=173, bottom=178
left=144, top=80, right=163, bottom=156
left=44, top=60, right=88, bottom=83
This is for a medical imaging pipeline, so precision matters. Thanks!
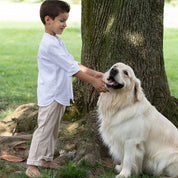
left=106, top=68, right=124, bottom=89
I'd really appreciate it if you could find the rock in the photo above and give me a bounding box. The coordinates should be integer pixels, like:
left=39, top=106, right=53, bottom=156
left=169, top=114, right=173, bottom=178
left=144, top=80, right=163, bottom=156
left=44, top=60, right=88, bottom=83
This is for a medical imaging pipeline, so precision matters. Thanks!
left=0, top=103, right=38, bottom=136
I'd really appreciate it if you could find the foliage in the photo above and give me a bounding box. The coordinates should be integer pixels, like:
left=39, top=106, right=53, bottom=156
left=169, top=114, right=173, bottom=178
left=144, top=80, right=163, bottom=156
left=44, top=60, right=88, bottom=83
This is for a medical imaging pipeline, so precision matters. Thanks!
left=165, top=0, right=178, bottom=6
left=0, top=158, right=161, bottom=178
left=0, top=108, right=15, bottom=120
left=1, top=0, right=81, bottom=4
left=0, top=159, right=19, bottom=178
left=59, top=160, right=87, bottom=178
left=163, top=28, right=178, bottom=98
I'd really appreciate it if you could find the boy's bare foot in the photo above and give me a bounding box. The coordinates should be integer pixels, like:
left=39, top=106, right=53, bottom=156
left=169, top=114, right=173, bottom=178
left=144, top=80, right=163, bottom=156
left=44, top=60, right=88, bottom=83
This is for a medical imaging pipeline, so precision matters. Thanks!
left=41, top=159, right=59, bottom=169
left=25, top=165, right=41, bottom=177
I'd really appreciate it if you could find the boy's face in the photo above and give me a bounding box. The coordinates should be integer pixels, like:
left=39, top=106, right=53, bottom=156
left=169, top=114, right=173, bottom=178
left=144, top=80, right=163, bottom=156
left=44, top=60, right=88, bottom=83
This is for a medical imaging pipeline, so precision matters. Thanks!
left=45, top=12, right=69, bottom=36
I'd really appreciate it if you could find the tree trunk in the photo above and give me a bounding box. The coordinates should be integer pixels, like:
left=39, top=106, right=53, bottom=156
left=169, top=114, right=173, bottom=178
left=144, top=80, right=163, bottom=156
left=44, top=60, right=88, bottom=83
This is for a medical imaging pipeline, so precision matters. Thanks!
left=73, top=0, right=177, bottom=126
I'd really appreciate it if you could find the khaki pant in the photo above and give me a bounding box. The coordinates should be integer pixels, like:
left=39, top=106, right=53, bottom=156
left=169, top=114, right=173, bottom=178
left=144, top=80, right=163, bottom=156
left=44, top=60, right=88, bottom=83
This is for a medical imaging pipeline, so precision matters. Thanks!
left=27, top=101, right=65, bottom=166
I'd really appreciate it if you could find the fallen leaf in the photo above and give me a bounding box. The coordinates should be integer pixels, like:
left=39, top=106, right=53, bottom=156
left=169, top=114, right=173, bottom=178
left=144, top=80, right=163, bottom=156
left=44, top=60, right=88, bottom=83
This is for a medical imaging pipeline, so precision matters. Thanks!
left=13, top=145, right=27, bottom=150
left=0, top=154, right=24, bottom=162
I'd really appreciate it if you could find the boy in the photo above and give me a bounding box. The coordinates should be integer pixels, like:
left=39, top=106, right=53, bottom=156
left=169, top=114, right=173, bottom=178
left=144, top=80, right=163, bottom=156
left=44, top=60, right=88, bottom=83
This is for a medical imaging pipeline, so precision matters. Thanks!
left=26, top=0, right=107, bottom=177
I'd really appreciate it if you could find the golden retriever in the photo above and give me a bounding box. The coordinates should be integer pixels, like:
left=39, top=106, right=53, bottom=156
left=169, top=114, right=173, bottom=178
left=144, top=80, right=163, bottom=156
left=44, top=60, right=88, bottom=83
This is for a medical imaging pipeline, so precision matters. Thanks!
left=97, top=63, right=178, bottom=178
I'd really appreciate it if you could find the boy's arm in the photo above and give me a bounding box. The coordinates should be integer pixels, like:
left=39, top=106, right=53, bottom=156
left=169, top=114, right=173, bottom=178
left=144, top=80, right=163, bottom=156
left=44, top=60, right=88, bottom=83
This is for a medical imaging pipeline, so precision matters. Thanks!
left=73, top=70, right=108, bottom=93
left=78, top=64, right=103, bottom=79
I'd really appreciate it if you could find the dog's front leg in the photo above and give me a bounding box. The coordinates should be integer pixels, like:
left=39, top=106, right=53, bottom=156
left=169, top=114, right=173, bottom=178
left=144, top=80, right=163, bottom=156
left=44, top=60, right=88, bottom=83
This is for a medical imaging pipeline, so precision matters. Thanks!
left=116, top=139, right=144, bottom=178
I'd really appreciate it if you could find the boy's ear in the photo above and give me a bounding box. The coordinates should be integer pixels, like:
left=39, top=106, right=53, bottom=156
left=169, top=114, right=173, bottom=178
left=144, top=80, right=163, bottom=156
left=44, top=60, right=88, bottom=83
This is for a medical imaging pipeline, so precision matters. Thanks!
left=44, top=16, right=51, bottom=24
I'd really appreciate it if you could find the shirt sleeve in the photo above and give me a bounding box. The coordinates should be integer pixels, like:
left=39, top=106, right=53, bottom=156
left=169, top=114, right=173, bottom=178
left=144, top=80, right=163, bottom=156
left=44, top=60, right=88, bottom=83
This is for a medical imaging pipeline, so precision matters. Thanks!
left=47, top=41, right=81, bottom=76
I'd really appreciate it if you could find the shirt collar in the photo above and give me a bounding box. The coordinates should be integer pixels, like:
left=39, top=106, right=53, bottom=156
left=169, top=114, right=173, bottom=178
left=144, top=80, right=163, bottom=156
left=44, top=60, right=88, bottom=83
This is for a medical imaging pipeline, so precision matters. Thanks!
left=44, top=32, right=63, bottom=45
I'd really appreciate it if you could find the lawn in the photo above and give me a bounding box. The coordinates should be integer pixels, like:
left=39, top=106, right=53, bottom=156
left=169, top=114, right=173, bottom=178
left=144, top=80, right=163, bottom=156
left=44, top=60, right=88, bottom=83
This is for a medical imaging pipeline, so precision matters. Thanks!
left=163, top=28, right=178, bottom=97
left=0, top=21, right=177, bottom=111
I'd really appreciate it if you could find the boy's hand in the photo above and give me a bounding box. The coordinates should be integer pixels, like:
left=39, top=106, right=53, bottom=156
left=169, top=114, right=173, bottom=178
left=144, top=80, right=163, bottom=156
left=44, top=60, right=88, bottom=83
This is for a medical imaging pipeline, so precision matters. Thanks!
left=93, top=72, right=108, bottom=93
left=74, top=70, right=108, bottom=93
left=93, top=78, right=108, bottom=93
left=94, top=71, right=104, bottom=79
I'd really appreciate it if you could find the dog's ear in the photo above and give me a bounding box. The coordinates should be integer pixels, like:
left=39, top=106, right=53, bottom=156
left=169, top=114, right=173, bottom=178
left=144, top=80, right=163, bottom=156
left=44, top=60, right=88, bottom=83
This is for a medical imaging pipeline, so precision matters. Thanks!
left=134, top=78, right=143, bottom=101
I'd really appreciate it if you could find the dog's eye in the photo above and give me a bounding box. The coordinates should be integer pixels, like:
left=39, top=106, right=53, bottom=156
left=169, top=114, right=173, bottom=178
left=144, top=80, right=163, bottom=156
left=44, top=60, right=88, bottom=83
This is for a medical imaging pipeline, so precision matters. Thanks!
left=124, top=70, right=128, bottom=76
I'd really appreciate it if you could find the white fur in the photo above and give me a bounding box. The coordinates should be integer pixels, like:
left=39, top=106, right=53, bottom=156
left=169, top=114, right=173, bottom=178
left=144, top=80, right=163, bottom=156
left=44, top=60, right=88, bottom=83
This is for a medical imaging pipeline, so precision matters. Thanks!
left=97, top=63, right=178, bottom=178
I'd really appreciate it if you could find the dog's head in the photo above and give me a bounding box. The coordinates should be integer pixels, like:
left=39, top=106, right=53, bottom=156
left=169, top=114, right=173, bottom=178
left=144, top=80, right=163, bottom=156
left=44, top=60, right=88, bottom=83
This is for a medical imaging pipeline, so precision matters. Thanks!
left=103, top=62, right=143, bottom=101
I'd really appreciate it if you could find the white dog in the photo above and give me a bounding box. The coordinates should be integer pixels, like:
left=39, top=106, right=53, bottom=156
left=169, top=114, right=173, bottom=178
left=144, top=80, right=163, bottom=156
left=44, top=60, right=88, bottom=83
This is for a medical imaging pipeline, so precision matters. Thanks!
left=97, top=63, right=178, bottom=178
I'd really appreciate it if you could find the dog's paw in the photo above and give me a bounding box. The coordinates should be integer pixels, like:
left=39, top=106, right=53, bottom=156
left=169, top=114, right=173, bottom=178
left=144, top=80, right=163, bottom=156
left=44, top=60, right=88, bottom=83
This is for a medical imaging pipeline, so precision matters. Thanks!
left=115, top=169, right=131, bottom=178
left=115, top=165, right=122, bottom=173
left=115, top=174, right=128, bottom=178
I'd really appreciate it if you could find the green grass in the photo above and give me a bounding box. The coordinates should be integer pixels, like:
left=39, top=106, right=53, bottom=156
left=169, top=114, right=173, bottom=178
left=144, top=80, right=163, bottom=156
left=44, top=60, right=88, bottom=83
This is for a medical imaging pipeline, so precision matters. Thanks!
left=163, top=28, right=178, bottom=98
left=59, top=160, right=87, bottom=178
left=0, top=158, right=160, bottom=178
left=0, top=22, right=41, bottom=108
left=0, top=21, right=177, bottom=113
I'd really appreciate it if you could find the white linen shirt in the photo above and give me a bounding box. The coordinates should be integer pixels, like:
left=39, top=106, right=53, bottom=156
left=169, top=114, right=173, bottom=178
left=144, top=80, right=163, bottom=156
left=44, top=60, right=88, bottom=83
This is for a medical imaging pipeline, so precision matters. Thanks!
left=37, top=32, right=80, bottom=106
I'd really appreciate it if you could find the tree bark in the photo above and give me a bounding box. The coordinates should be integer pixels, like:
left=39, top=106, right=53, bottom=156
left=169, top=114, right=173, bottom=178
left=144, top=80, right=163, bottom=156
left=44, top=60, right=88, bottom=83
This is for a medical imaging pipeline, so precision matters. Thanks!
left=73, top=0, right=177, bottom=126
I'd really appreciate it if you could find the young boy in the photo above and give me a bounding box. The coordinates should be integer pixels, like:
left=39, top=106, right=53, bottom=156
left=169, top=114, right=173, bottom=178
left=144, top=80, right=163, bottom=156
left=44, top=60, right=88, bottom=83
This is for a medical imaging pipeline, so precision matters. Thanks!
left=26, top=0, right=107, bottom=177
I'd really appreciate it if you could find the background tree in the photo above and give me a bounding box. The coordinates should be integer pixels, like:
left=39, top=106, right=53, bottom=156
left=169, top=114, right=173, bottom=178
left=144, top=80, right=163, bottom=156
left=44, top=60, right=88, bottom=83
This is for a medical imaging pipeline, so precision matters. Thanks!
left=74, top=0, right=178, bottom=126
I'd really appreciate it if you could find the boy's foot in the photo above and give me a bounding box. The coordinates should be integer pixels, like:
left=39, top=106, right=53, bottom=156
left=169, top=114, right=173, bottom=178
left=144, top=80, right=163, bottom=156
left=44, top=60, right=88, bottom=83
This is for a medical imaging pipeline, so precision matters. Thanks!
left=25, top=165, right=41, bottom=177
left=41, top=159, right=59, bottom=169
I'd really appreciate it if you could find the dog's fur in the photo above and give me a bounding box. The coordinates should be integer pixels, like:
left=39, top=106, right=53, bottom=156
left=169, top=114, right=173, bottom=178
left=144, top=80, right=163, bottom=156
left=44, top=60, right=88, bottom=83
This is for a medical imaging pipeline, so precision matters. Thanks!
left=97, top=63, right=178, bottom=178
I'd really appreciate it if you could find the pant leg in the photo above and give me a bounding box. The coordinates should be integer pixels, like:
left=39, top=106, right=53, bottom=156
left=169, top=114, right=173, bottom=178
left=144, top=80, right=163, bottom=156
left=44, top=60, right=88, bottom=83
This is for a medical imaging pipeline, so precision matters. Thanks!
left=42, top=102, right=66, bottom=160
left=27, top=101, right=65, bottom=166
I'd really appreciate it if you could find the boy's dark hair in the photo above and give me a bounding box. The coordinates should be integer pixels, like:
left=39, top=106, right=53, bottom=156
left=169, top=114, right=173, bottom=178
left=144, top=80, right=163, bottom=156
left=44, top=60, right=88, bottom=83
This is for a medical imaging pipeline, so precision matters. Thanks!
left=40, top=0, right=70, bottom=24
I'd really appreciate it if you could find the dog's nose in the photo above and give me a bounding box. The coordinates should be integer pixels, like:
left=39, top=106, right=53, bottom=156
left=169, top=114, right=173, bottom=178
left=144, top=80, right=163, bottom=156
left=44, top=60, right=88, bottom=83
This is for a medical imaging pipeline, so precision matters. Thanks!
left=110, top=67, right=118, bottom=77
